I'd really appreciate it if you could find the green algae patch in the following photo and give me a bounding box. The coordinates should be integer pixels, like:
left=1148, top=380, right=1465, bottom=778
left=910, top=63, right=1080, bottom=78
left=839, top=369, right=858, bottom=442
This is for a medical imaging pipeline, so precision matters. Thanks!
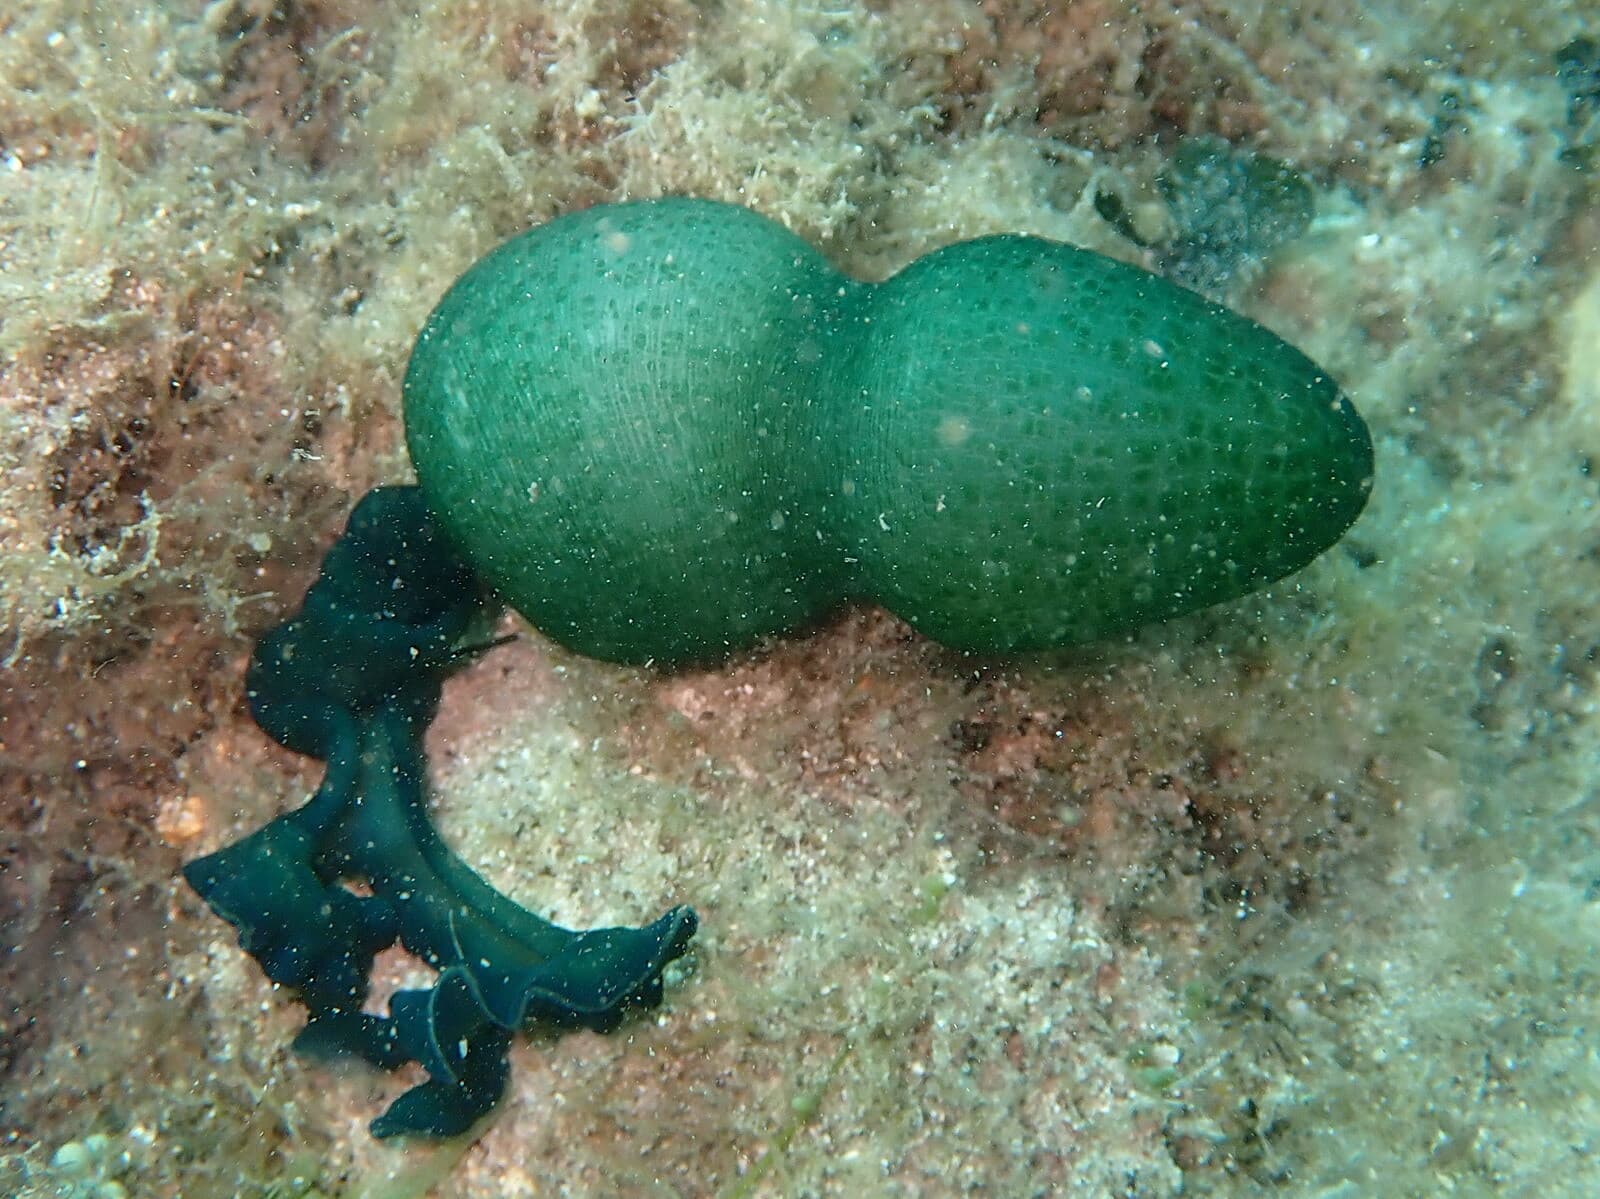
left=404, top=198, right=1372, bottom=666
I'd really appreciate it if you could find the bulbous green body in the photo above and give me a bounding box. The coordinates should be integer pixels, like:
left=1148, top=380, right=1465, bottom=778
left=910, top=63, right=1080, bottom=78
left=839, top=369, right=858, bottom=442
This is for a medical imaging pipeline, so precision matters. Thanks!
left=404, top=197, right=1372, bottom=664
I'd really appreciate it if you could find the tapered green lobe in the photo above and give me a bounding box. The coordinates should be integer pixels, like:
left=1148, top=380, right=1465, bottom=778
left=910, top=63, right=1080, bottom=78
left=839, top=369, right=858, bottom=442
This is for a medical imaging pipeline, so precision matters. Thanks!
left=405, top=198, right=1371, bottom=664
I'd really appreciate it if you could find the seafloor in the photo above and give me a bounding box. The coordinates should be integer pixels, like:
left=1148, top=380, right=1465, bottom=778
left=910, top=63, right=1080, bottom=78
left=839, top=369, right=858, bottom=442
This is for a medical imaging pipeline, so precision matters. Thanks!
left=1, top=2, right=1597, bottom=1197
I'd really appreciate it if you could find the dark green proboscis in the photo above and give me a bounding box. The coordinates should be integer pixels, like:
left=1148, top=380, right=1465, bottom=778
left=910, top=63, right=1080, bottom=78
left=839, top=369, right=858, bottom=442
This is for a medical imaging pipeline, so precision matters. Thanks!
left=183, top=487, right=696, bottom=1138
left=405, top=197, right=1373, bottom=666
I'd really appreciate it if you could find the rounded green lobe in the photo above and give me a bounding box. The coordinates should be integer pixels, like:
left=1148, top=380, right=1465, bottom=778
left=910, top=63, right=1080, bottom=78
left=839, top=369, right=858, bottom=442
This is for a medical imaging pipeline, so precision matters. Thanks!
left=404, top=197, right=1372, bottom=664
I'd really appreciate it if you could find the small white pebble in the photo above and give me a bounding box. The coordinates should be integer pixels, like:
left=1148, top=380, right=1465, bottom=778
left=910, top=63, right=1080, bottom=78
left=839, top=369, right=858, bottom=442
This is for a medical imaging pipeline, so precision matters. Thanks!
left=50, top=1140, right=92, bottom=1175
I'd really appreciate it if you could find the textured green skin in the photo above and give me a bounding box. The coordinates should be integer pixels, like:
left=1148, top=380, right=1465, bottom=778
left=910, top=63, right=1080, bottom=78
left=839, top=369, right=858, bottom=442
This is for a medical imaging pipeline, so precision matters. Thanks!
left=405, top=198, right=1372, bottom=664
